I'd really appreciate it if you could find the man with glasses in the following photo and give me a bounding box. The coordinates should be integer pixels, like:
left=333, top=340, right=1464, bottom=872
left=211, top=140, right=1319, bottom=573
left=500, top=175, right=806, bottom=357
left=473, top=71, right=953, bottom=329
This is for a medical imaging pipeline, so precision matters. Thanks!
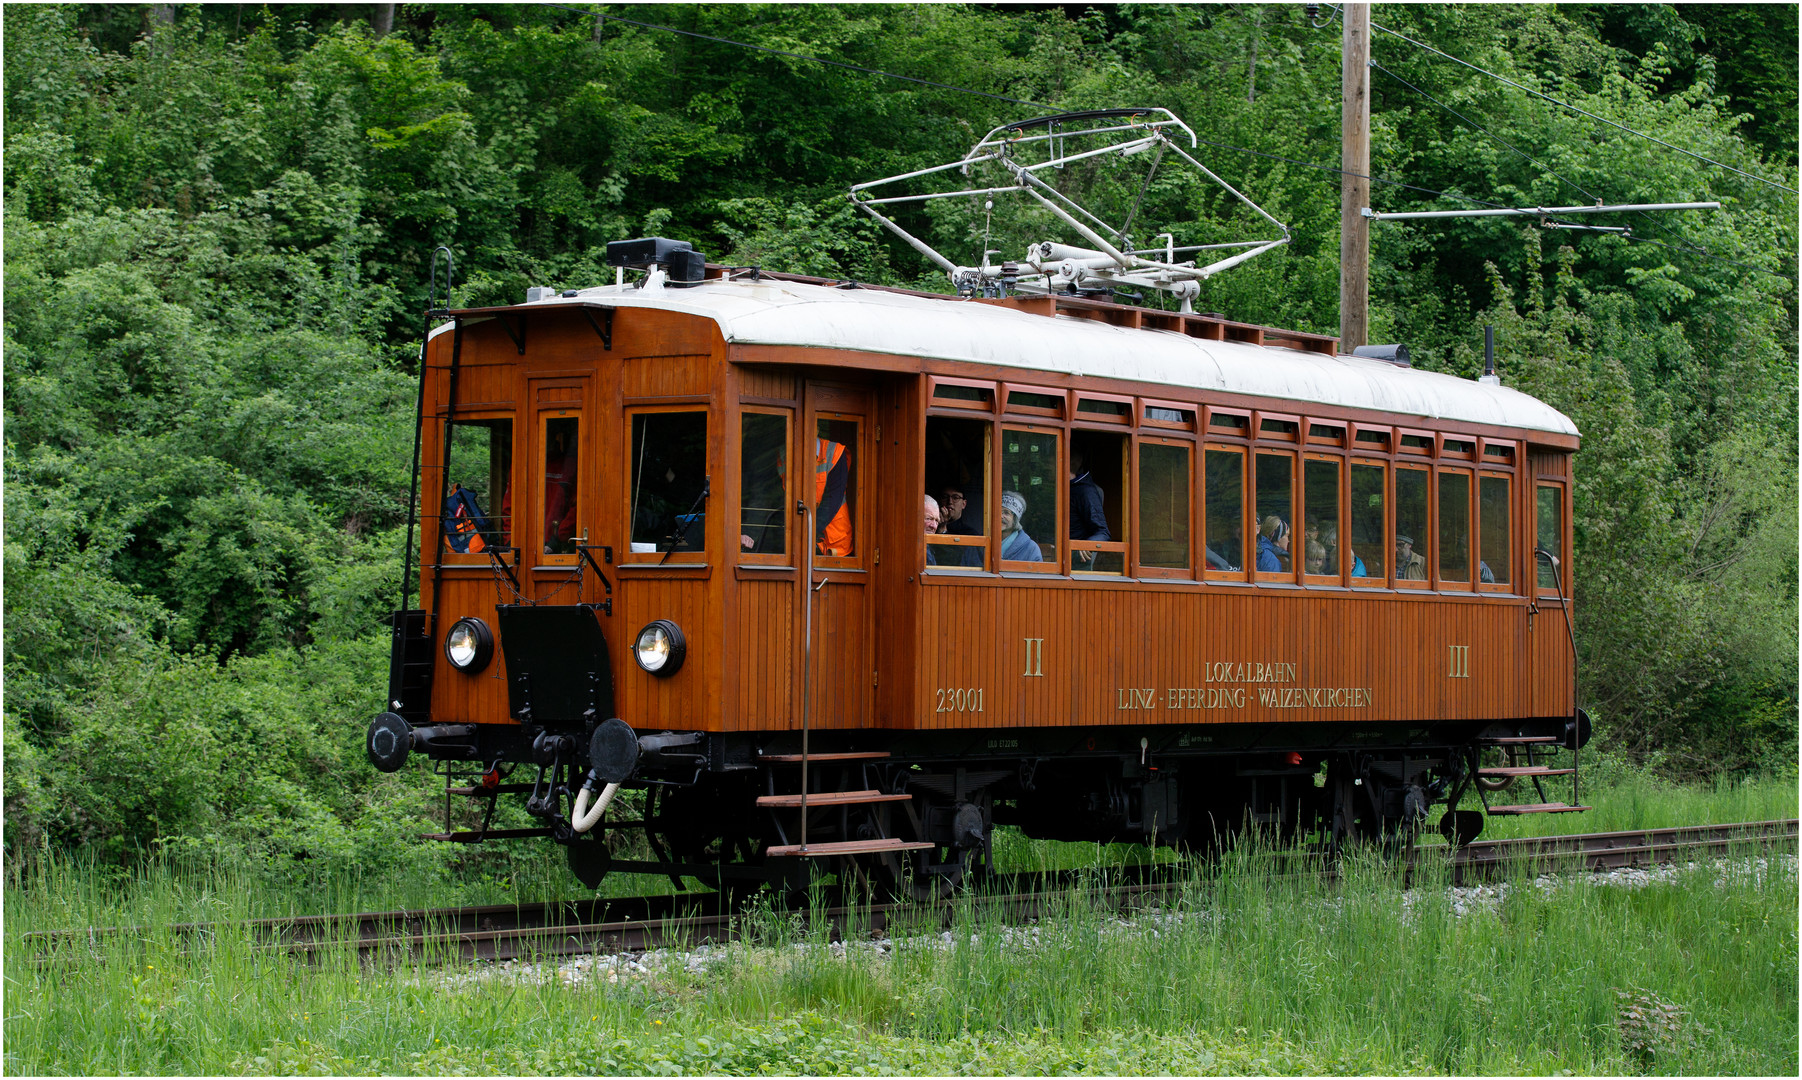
left=938, top=486, right=983, bottom=566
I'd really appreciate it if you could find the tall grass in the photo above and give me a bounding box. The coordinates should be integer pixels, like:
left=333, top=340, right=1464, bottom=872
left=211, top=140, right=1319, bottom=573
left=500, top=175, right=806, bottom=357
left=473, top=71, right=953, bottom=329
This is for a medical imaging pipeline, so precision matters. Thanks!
left=8, top=832, right=1795, bottom=1075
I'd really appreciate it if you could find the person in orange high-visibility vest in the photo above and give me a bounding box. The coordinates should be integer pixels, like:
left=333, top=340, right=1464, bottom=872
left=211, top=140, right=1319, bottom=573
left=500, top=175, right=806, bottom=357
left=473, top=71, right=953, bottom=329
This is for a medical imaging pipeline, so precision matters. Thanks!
left=814, top=436, right=853, bottom=556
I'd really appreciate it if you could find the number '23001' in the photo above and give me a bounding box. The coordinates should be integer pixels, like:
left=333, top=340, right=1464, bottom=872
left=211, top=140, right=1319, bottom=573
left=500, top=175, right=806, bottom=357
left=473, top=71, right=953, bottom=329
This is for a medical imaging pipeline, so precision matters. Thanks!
left=935, top=687, right=984, bottom=713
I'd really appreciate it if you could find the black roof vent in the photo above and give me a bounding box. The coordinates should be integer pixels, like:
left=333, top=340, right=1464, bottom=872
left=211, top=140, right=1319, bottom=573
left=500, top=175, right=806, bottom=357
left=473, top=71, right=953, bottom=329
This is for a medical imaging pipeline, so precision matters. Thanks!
left=606, top=236, right=692, bottom=269
left=1352, top=343, right=1411, bottom=368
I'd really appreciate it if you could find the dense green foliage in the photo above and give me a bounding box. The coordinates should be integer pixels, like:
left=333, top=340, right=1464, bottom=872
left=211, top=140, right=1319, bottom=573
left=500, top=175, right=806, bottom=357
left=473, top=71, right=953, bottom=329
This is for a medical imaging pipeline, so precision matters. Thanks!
left=4, top=4, right=1795, bottom=868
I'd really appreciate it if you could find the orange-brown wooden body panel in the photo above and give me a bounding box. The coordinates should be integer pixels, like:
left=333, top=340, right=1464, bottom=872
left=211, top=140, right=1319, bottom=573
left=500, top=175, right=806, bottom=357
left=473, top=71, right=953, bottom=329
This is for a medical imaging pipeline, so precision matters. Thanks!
left=417, top=305, right=1575, bottom=736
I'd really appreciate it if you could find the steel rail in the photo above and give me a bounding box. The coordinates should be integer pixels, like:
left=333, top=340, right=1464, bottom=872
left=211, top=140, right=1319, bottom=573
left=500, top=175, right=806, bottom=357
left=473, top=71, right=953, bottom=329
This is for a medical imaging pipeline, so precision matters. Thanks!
left=23, top=820, right=1795, bottom=964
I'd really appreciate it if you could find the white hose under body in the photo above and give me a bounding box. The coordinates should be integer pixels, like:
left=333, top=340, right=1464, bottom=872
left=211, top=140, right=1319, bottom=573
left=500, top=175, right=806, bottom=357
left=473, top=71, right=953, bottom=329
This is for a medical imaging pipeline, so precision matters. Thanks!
left=570, top=781, right=621, bottom=833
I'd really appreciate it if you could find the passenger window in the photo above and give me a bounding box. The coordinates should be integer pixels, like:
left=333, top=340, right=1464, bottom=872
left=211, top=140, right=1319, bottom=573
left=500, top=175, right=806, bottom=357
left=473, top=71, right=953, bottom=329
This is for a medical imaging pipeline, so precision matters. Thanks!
left=1204, top=448, right=1245, bottom=573
left=1438, top=469, right=1472, bottom=583
left=1000, top=427, right=1059, bottom=566
left=441, top=418, right=513, bottom=555
left=1254, top=451, right=1294, bottom=576
left=1071, top=431, right=1127, bottom=575
left=1138, top=440, right=1191, bottom=571
left=1303, top=457, right=1340, bottom=578
left=1394, top=465, right=1430, bottom=583
left=629, top=411, right=708, bottom=556
left=814, top=417, right=859, bottom=558
left=1349, top=461, right=1385, bottom=580
left=739, top=411, right=788, bottom=557
left=1480, top=475, right=1511, bottom=585
left=926, top=416, right=990, bottom=569
left=541, top=415, right=580, bottom=557
left=1537, top=484, right=1564, bottom=592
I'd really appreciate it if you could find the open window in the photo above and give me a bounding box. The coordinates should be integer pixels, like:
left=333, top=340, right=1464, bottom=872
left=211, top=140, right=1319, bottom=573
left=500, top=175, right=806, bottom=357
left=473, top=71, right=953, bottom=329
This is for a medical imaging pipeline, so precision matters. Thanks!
left=1070, top=430, right=1127, bottom=575
left=926, top=415, right=990, bottom=570
left=440, top=417, right=513, bottom=559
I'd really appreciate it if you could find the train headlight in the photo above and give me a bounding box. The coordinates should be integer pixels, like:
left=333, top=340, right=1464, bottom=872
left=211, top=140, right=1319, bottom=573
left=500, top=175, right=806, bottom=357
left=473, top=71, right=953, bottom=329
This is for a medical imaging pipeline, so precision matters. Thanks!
left=634, top=620, right=686, bottom=677
left=444, top=617, right=494, bottom=674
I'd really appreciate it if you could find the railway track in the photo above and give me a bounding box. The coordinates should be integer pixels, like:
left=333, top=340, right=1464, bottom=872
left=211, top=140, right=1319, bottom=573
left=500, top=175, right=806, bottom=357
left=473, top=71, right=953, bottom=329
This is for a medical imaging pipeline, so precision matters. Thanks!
left=24, top=819, right=1795, bottom=965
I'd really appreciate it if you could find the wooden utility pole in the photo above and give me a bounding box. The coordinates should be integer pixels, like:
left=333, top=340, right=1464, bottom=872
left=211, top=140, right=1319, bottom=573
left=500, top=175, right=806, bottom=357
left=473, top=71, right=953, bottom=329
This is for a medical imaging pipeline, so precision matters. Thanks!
left=1339, top=3, right=1370, bottom=350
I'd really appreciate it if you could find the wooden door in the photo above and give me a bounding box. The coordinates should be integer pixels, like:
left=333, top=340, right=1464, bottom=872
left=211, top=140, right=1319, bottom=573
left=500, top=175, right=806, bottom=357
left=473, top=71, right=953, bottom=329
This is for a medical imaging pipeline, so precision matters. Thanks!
left=802, top=381, right=876, bottom=729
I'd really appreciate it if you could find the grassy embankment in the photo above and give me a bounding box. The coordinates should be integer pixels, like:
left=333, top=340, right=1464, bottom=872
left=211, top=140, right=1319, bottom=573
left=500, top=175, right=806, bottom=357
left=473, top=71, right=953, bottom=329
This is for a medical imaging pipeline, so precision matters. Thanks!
left=5, top=765, right=1794, bottom=1076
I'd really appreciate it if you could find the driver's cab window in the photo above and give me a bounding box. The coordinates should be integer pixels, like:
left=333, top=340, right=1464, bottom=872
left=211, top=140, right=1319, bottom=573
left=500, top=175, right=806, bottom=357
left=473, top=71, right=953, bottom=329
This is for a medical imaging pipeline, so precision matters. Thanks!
left=628, top=410, right=708, bottom=561
left=441, top=417, right=512, bottom=558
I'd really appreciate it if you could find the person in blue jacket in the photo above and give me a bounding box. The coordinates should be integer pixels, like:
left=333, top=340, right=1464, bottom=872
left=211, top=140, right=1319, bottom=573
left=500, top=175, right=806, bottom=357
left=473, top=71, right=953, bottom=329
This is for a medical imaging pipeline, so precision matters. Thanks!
left=1256, top=515, right=1291, bottom=572
left=999, top=490, right=1042, bottom=562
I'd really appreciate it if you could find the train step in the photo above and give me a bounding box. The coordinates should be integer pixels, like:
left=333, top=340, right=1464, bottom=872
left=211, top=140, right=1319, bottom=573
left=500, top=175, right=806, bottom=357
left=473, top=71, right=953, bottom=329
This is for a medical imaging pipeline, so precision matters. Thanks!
left=759, top=751, right=891, bottom=763
left=755, top=790, right=913, bottom=808
left=1485, top=803, right=1592, bottom=816
left=1476, top=736, right=1561, bottom=745
left=1477, top=767, right=1577, bottom=778
left=765, top=838, right=935, bottom=857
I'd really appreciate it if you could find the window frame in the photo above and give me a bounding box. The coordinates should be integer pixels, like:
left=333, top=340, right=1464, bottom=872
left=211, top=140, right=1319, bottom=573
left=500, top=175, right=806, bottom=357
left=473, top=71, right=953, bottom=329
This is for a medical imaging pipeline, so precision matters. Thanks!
left=1392, top=461, right=1433, bottom=590
left=1073, top=391, right=1134, bottom=427
left=1347, top=457, right=1389, bottom=589
left=1301, top=451, right=1345, bottom=584
left=811, top=410, right=867, bottom=570
left=1251, top=448, right=1299, bottom=584
left=622, top=404, right=711, bottom=566
left=928, top=375, right=998, bottom=413
left=1535, top=479, right=1569, bottom=597
left=1002, top=381, right=1066, bottom=420
left=1254, top=409, right=1301, bottom=444
left=1133, top=434, right=1196, bottom=580
left=437, top=411, right=519, bottom=566
left=1435, top=465, right=1476, bottom=592
left=1202, top=442, right=1249, bottom=582
left=1477, top=470, right=1514, bottom=594
left=996, top=421, right=1065, bottom=573
left=924, top=414, right=994, bottom=573
left=536, top=407, right=584, bottom=567
left=1139, top=397, right=1198, bottom=433
left=736, top=405, right=793, bottom=567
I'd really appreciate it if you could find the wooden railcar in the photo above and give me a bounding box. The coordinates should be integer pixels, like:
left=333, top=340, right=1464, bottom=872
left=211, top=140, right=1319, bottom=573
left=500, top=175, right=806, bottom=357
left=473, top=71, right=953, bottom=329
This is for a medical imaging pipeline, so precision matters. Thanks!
left=367, top=241, right=1587, bottom=891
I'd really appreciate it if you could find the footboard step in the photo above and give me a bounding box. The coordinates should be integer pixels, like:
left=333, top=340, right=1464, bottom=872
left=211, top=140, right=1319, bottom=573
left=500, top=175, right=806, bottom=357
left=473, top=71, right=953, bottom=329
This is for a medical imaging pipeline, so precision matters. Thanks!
left=765, top=838, right=935, bottom=857
left=756, top=790, right=913, bottom=807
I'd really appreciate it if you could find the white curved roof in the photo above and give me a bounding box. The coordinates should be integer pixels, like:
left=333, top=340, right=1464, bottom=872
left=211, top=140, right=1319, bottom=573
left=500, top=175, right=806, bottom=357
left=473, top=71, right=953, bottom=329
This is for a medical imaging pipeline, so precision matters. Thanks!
left=444, top=277, right=1578, bottom=437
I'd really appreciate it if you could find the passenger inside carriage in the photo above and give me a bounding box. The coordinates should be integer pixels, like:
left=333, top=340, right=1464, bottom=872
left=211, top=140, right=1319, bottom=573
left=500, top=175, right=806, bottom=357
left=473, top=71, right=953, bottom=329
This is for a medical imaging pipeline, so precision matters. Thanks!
left=999, top=490, right=1041, bottom=562
left=1256, top=515, right=1291, bottom=572
left=1304, top=538, right=1328, bottom=576
left=924, top=495, right=942, bottom=565
left=925, top=416, right=988, bottom=567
